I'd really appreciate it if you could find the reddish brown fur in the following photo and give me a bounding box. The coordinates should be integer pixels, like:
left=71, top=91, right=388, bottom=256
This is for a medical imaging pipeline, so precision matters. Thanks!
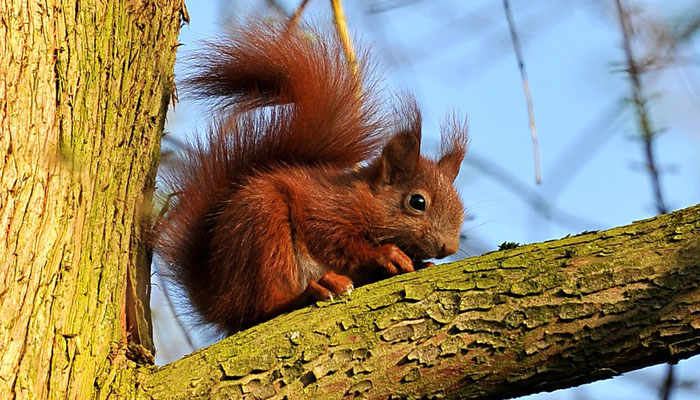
left=155, top=21, right=468, bottom=334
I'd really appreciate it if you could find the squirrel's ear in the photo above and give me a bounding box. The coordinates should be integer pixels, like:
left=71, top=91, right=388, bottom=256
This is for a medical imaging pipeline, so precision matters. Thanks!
left=438, top=115, right=468, bottom=182
left=438, top=149, right=465, bottom=182
left=378, top=131, right=421, bottom=185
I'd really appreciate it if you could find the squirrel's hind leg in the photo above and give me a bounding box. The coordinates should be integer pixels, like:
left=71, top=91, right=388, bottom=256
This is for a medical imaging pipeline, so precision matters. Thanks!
left=305, top=271, right=354, bottom=301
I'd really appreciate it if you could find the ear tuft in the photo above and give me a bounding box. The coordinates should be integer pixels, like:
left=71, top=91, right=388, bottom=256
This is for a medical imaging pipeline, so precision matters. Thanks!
left=438, top=114, right=468, bottom=182
left=378, top=99, right=422, bottom=184
left=379, top=131, right=420, bottom=184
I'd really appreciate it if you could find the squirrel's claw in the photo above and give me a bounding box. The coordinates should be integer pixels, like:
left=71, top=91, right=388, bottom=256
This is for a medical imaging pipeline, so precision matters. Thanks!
left=307, top=270, right=354, bottom=301
left=375, top=244, right=414, bottom=275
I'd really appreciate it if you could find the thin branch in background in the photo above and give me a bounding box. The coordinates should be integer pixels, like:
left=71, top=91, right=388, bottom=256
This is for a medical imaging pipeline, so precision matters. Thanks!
left=264, top=0, right=290, bottom=17
left=151, top=191, right=196, bottom=352
left=660, top=364, right=676, bottom=400
left=157, top=263, right=196, bottom=353
left=331, top=0, right=360, bottom=77
left=625, top=367, right=700, bottom=394
left=615, top=0, right=668, bottom=215
left=465, top=153, right=601, bottom=230
left=461, top=4, right=572, bottom=82
left=503, top=0, right=542, bottom=184
left=366, top=0, right=422, bottom=14
left=615, top=1, right=672, bottom=398
left=664, top=9, right=700, bottom=50
left=371, top=2, right=569, bottom=84
left=286, top=0, right=311, bottom=30
left=545, top=98, right=627, bottom=200
left=678, top=67, right=700, bottom=108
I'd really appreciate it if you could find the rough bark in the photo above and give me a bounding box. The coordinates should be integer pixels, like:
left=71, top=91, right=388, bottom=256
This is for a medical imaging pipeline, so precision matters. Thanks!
left=0, top=1, right=183, bottom=399
left=139, top=204, right=700, bottom=400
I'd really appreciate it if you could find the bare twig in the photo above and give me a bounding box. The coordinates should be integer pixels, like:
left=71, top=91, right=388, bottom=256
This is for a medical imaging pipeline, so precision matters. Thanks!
left=286, top=0, right=311, bottom=30
left=614, top=0, right=668, bottom=215
left=152, top=191, right=196, bottom=352
left=152, top=191, right=182, bottom=229
left=366, top=0, right=422, bottom=14
left=678, top=67, right=700, bottom=107
left=546, top=98, right=627, bottom=199
left=465, top=153, right=601, bottom=230
left=503, top=0, right=542, bottom=184
left=157, top=263, right=196, bottom=352
left=615, top=1, right=672, bottom=398
left=331, top=0, right=360, bottom=77
left=385, top=3, right=569, bottom=77
left=263, top=0, right=290, bottom=17
left=661, top=363, right=675, bottom=400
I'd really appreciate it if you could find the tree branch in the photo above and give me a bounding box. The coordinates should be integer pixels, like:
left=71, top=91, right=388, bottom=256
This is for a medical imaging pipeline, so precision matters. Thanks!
left=615, top=0, right=668, bottom=214
left=139, top=204, right=700, bottom=399
left=503, top=0, right=542, bottom=185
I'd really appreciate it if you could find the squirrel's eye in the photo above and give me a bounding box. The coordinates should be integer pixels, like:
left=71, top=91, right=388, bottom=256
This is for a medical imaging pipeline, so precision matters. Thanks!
left=408, top=193, right=426, bottom=212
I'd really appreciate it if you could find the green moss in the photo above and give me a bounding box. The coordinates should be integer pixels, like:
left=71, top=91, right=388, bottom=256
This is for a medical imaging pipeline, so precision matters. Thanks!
left=523, top=305, right=558, bottom=328
left=425, top=293, right=460, bottom=324
left=366, top=292, right=403, bottom=310
left=499, top=242, right=521, bottom=250
left=509, top=280, right=541, bottom=296
left=406, top=345, right=440, bottom=366
left=374, top=303, right=428, bottom=330
left=403, top=284, right=433, bottom=301
left=436, top=280, right=475, bottom=291
left=558, top=303, right=598, bottom=321
left=380, top=319, right=431, bottom=343
left=459, top=292, right=501, bottom=311
left=401, top=367, right=421, bottom=383
left=474, top=276, right=499, bottom=290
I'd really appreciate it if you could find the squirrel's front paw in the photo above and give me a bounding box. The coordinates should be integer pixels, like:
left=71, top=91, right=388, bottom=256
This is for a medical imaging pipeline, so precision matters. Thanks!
left=374, top=244, right=414, bottom=275
left=306, top=271, right=354, bottom=301
left=415, top=260, right=435, bottom=270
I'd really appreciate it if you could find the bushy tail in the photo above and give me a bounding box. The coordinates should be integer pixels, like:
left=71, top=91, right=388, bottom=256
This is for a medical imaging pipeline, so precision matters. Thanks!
left=154, top=21, right=384, bottom=326
left=184, top=20, right=385, bottom=167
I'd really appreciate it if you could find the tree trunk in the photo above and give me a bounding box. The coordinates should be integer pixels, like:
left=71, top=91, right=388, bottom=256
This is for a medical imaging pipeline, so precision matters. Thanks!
left=0, top=1, right=184, bottom=398
left=140, top=204, right=700, bottom=400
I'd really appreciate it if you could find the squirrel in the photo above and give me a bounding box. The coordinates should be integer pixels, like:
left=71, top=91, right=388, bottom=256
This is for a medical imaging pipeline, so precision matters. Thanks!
left=154, top=20, right=468, bottom=335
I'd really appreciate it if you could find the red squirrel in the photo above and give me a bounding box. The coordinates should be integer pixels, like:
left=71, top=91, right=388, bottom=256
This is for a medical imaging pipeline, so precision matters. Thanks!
left=155, top=21, right=468, bottom=334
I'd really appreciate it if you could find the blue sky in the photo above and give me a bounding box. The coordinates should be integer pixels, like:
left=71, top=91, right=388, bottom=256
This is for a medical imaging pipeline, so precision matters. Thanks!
left=155, top=1, right=700, bottom=398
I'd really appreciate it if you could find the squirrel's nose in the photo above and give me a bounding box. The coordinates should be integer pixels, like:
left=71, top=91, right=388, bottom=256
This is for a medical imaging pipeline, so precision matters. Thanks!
left=438, top=239, right=459, bottom=258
